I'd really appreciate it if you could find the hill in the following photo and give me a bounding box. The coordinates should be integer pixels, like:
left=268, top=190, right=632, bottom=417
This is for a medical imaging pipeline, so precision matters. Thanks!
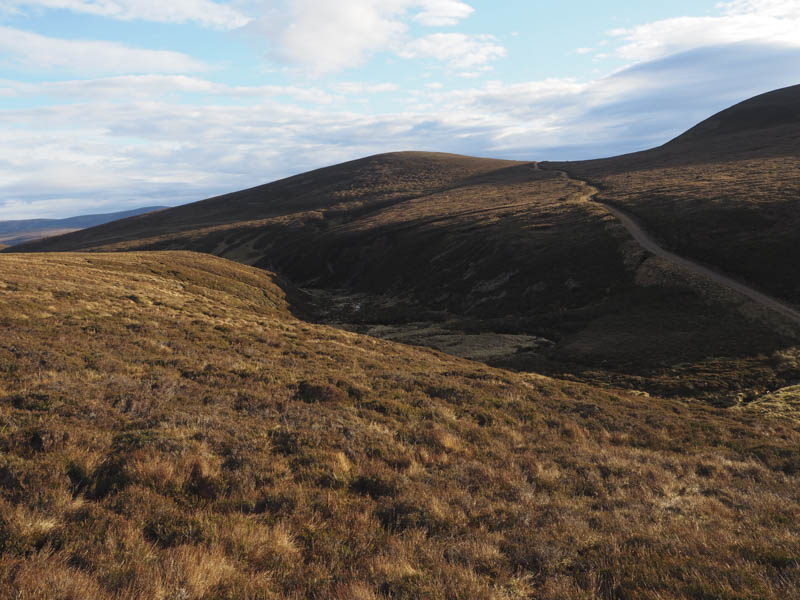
left=10, top=148, right=799, bottom=400
left=548, top=84, right=800, bottom=306
left=1, top=251, right=799, bottom=599
left=672, top=84, right=800, bottom=144
left=12, top=87, right=800, bottom=401
left=0, top=206, right=167, bottom=246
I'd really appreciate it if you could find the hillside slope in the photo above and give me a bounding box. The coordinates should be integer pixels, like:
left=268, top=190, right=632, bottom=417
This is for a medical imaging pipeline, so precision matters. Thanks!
left=549, top=84, right=800, bottom=305
left=10, top=153, right=518, bottom=253
left=9, top=150, right=797, bottom=399
left=11, top=155, right=618, bottom=322
left=1, top=251, right=799, bottom=599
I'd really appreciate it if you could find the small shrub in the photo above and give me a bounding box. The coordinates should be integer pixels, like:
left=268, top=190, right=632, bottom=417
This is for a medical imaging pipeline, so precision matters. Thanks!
left=66, top=460, right=92, bottom=496
left=186, top=458, right=221, bottom=500
left=350, top=473, right=398, bottom=499
left=10, top=392, right=53, bottom=411
left=296, top=380, right=349, bottom=404
left=143, top=508, right=210, bottom=548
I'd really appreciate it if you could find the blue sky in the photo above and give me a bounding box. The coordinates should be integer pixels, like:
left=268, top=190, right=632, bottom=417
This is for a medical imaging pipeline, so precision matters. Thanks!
left=1, top=0, right=799, bottom=219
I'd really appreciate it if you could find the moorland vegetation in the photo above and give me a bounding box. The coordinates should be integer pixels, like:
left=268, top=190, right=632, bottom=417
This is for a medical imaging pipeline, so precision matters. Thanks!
left=1, top=253, right=799, bottom=599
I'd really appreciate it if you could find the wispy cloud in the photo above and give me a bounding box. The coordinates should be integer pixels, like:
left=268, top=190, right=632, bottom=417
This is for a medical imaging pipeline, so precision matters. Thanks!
left=0, top=27, right=207, bottom=74
left=413, top=0, right=474, bottom=26
left=0, top=75, right=334, bottom=103
left=330, top=81, right=400, bottom=95
left=398, top=33, right=506, bottom=69
left=5, top=0, right=250, bottom=29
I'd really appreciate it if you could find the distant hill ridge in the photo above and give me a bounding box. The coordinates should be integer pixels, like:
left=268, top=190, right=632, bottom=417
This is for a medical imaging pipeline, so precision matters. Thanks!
left=0, top=205, right=167, bottom=246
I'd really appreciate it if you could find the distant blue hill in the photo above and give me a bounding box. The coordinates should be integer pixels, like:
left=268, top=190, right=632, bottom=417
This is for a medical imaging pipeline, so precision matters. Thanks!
left=0, top=206, right=167, bottom=246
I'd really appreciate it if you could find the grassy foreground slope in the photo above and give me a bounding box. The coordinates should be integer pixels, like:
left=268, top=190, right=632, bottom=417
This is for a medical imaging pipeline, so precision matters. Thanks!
left=1, top=252, right=799, bottom=599
left=551, top=84, right=800, bottom=305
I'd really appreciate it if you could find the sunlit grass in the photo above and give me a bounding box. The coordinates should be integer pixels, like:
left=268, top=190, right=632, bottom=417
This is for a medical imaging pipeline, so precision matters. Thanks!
left=0, top=252, right=798, bottom=598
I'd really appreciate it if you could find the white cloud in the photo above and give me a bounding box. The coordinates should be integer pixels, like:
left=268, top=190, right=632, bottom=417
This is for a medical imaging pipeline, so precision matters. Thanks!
left=612, top=0, right=800, bottom=61
left=0, top=75, right=334, bottom=103
left=252, top=0, right=409, bottom=74
left=246, top=0, right=478, bottom=74
left=575, top=47, right=594, bottom=55
left=0, top=27, right=206, bottom=74
left=398, top=33, right=506, bottom=69
left=413, top=0, right=473, bottom=26
left=331, top=82, right=400, bottom=95
left=722, top=0, right=800, bottom=19
left=7, top=0, right=250, bottom=29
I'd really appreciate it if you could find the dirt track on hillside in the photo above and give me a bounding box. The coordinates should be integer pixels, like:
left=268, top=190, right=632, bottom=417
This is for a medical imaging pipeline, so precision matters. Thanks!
left=536, top=162, right=800, bottom=327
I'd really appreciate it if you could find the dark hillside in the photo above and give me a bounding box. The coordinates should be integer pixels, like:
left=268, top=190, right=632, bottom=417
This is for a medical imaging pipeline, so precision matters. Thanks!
left=10, top=153, right=640, bottom=344
left=550, top=84, right=800, bottom=304
left=12, top=153, right=518, bottom=252
left=671, top=84, right=800, bottom=143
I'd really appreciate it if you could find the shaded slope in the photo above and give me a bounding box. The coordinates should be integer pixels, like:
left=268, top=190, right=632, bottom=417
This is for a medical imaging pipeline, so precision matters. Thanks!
left=11, top=153, right=519, bottom=253
left=550, top=84, right=800, bottom=305
left=598, top=199, right=800, bottom=326
left=9, top=152, right=633, bottom=328
left=1, top=252, right=799, bottom=599
left=672, top=84, right=800, bottom=143
left=543, top=166, right=800, bottom=327
left=0, top=206, right=166, bottom=246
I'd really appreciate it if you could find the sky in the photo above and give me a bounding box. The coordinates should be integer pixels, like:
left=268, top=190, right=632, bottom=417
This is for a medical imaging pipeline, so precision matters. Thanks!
left=1, top=0, right=799, bottom=219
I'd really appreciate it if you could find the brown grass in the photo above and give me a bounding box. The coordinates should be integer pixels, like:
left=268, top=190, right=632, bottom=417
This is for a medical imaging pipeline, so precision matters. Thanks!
left=1, top=251, right=799, bottom=599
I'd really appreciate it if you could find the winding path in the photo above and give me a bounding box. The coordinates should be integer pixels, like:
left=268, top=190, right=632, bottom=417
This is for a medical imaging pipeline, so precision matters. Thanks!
left=536, top=162, right=800, bottom=327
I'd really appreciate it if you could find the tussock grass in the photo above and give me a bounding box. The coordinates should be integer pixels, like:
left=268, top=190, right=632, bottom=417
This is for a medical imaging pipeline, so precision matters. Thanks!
left=0, top=251, right=798, bottom=598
